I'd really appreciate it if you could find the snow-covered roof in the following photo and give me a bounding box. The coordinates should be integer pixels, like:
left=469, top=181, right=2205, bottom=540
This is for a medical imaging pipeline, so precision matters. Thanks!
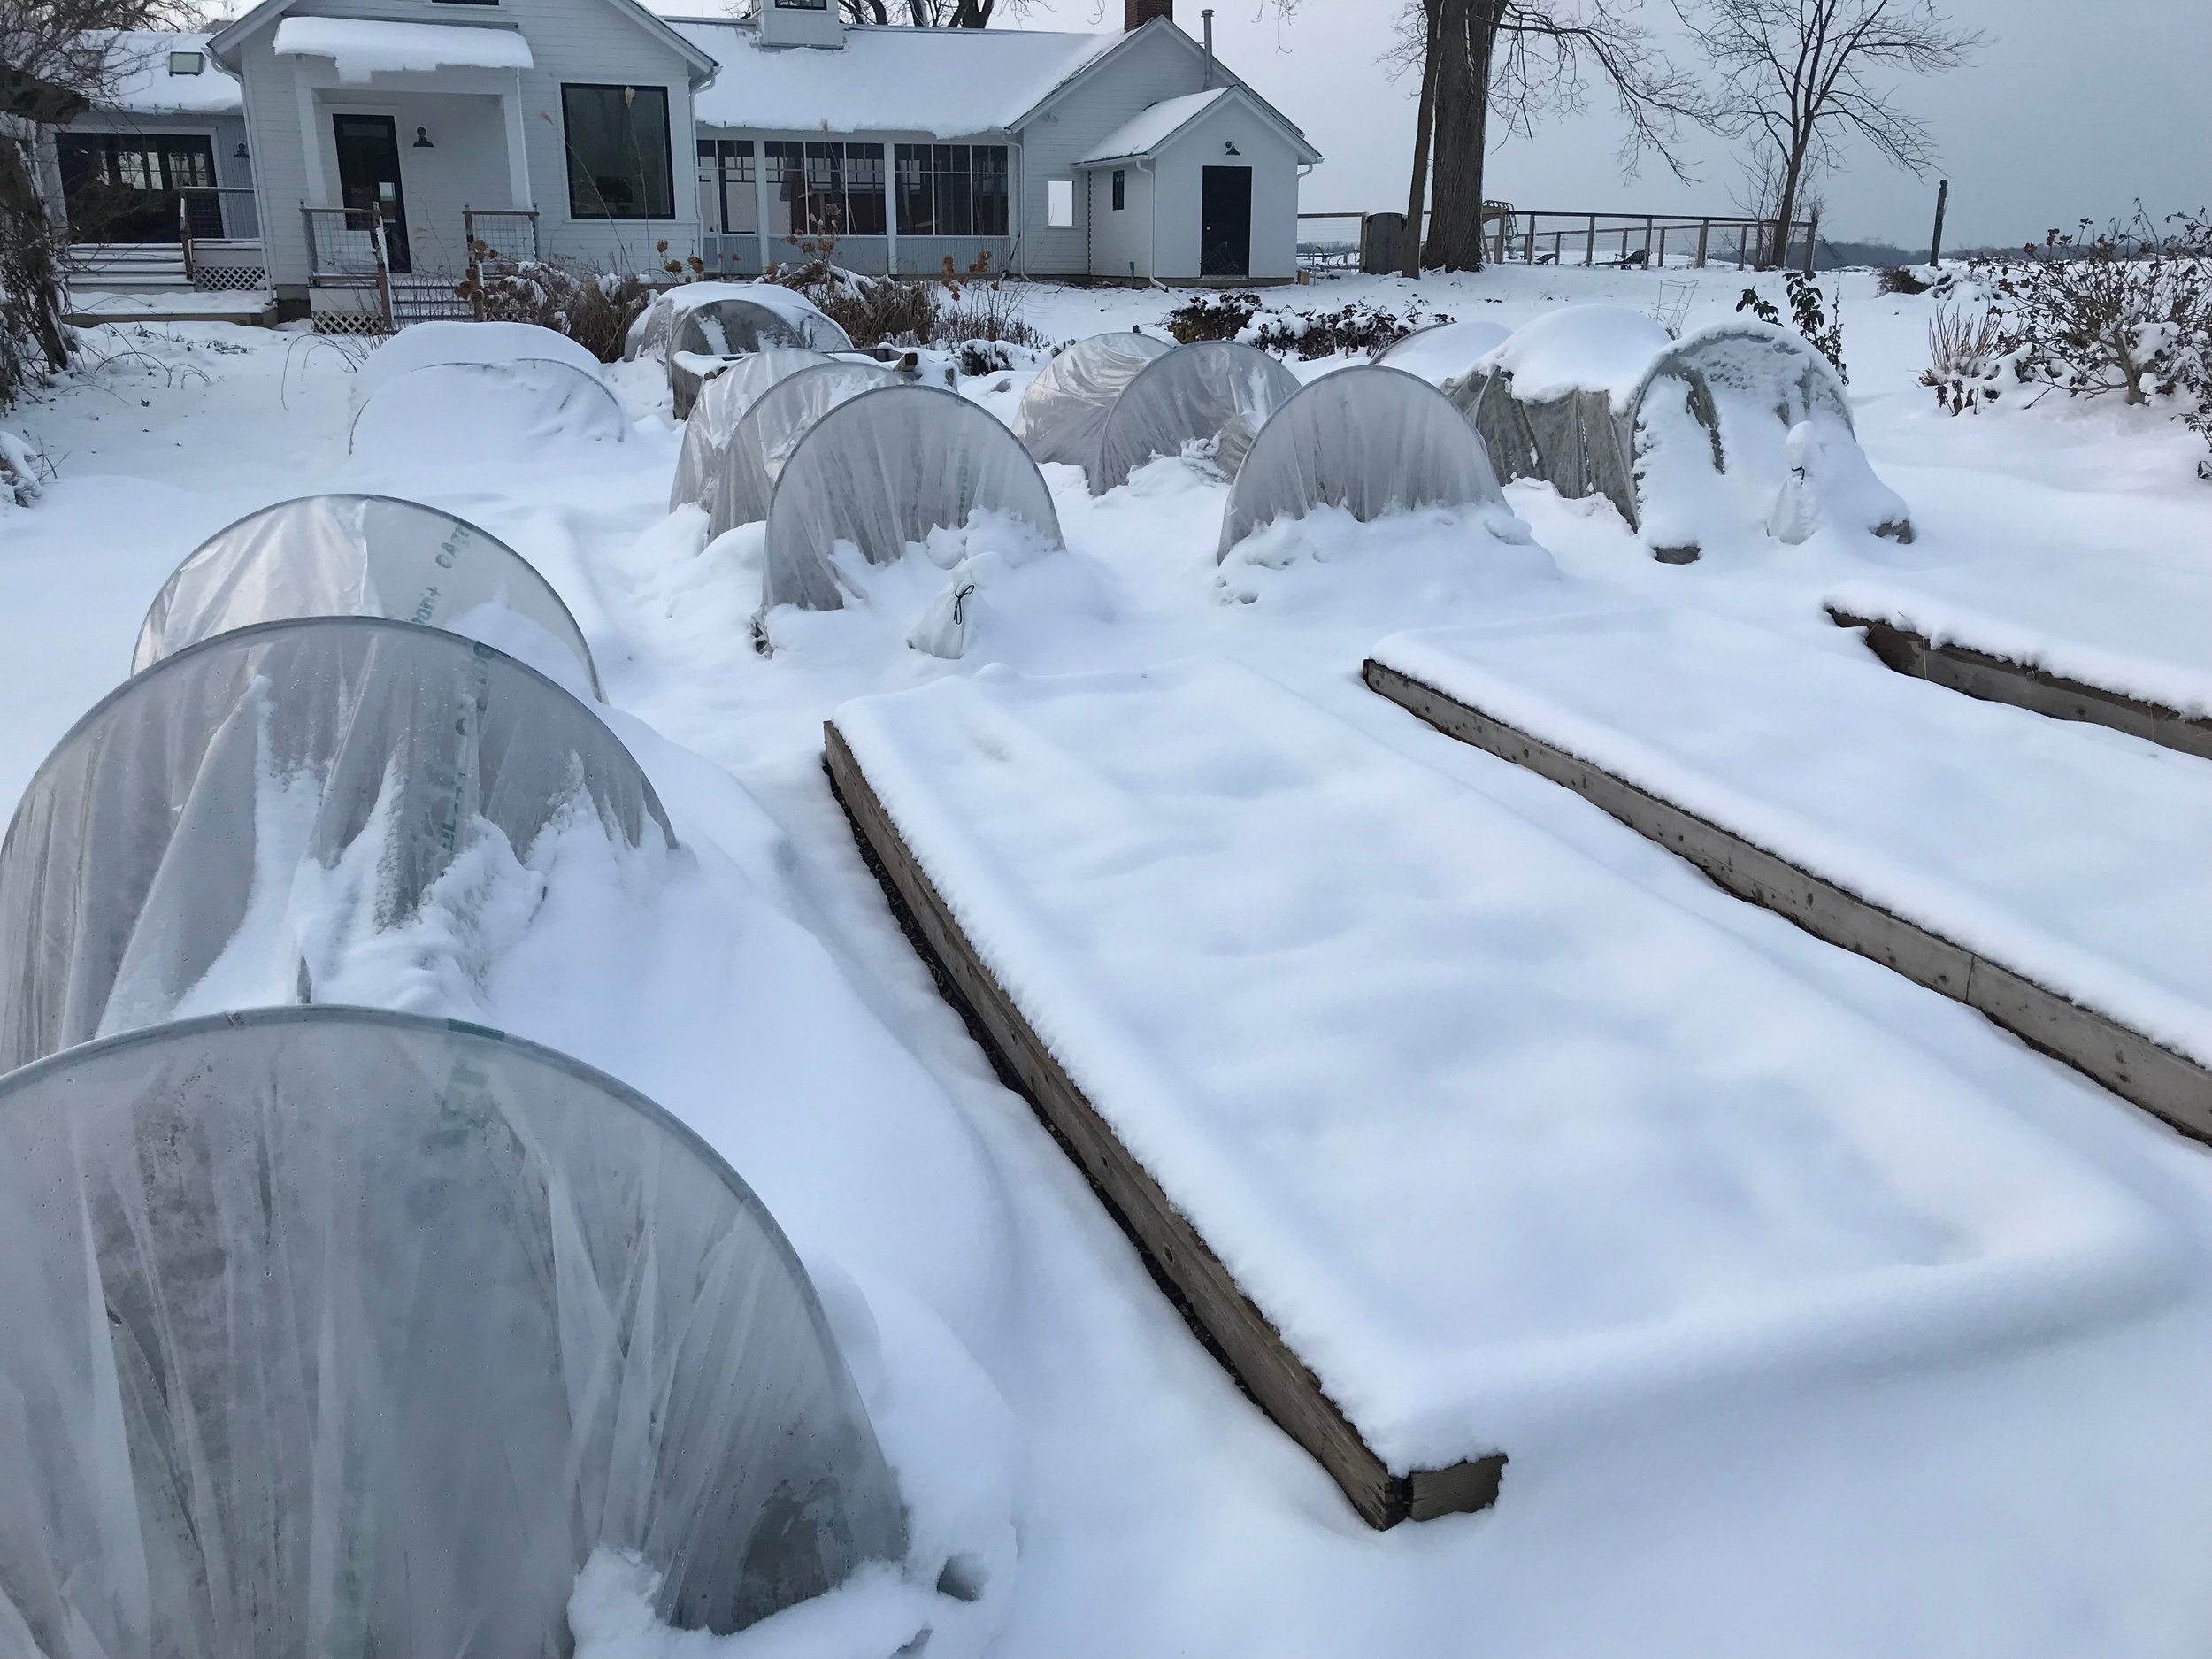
left=211, top=0, right=715, bottom=84
left=670, top=16, right=1125, bottom=137
left=1079, top=88, right=1228, bottom=164
left=92, top=32, right=241, bottom=115
left=272, top=17, right=534, bottom=81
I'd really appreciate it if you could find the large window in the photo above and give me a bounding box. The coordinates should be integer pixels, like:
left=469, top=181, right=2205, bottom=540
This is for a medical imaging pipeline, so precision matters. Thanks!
left=764, top=141, right=885, bottom=241
left=562, top=84, right=673, bottom=220
left=894, top=144, right=1009, bottom=238
left=698, top=140, right=757, bottom=234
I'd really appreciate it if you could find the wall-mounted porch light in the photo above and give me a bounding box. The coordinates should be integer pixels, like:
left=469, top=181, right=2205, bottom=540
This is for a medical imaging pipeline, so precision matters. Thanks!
left=234, top=141, right=250, bottom=160
left=412, top=126, right=434, bottom=148
left=1224, top=141, right=1240, bottom=156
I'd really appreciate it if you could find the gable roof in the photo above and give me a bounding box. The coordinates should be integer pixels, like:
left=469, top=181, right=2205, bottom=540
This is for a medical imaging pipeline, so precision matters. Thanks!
left=668, top=15, right=1120, bottom=137
left=88, top=31, right=242, bottom=116
left=1078, top=83, right=1319, bottom=166
left=208, top=0, right=717, bottom=83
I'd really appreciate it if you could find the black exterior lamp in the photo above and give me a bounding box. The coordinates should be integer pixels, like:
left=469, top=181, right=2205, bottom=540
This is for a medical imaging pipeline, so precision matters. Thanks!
left=412, top=126, right=434, bottom=148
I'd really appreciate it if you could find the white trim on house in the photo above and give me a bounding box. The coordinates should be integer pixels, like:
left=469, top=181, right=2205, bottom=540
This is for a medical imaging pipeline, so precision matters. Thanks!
left=1079, top=84, right=1318, bottom=168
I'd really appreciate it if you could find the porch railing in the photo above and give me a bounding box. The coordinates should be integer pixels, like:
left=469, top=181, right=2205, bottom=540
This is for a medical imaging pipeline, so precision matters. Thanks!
left=303, top=205, right=393, bottom=331
left=1298, top=208, right=1821, bottom=275
left=177, top=187, right=264, bottom=289
left=464, top=206, right=539, bottom=272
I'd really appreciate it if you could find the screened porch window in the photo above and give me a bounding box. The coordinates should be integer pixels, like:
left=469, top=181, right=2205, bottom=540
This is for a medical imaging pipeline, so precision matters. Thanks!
left=764, top=141, right=885, bottom=241
left=894, top=144, right=1009, bottom=238
left=698, top=140, right=757, bottom=234
left=562, top=83, right=673, bottom=220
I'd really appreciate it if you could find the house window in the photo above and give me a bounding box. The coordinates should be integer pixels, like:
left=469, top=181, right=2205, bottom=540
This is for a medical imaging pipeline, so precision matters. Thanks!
left=1111, top=168, right=1125, bottom=211
left=698, top=140, right=757, bottom=234
left=764, top=141, right=885, bottom=242
left=562, top=84, right=673, bottom=220
left=775, top=0, right=828, bottom=7
left=892, top=144, right=1009, bottom=238
left=1047, top=178, right=1074, bottom=228
left=167, top=50, right=203, bottom=74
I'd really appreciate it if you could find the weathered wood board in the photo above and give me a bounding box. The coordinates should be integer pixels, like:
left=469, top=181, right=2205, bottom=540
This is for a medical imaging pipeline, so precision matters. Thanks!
left=1363, top=655, right=2212, bottom=1146
left=826, top=722, right=1506, bottom=1530
left=1826, top=603, right=2212, bottom=763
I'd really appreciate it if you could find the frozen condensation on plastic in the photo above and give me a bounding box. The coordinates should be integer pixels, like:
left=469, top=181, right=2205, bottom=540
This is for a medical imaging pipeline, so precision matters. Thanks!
left=712, top=359, right=902, bottom=536
left=0, top=616, right=672, bottom=1071
left=1090, top=340, right=1299, bottom=494
left=134, top=493, right=602, bottom=697
left=1010, top=332, right=1171, bottom=478
left=1218, top=366, right=1505, bottom=554
left=761, top=383, right=1063, bottom=612
left=0, top=1004, right=905, bottom=1656
left=671, top=348, right=831, bottom=515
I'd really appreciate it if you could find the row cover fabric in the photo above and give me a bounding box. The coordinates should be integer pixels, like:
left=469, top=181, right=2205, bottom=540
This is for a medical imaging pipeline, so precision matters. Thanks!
left=1010, top=331, right=1171, bottom=480
left=1218, top=365, right=1506, bottom=553
left=134, top=493, right=603, bottom=700
left=671, top=347, right=831, bottom=516
left=1371, top=317, right=1512, bottom=384
left=625, top=281, right=848, bottom=364
left=0, top=616, right=673, bottom=1072
left=353, top=319, right=604, bottom=414
left=0, top=1003, right=905, bottom=1657
left=1092, top=340, right=1300, bottom=494
left=710, top=359, right=902, bottom=537
left=349, top=359, right=629, bottom=459
left=762, top=383, right=1063, bottom=611
left=668, top=297, right=857, bottom=418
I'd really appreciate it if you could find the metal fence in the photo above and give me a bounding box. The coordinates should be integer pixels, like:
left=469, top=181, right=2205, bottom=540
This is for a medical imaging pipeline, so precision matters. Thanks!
left=303, top=205, right=393, bottom=333
left=463, top=207, right=541, bottom=273
left=176, top=187, right=264, bottom=289
left=1297, top=207, right=1820, bottom=276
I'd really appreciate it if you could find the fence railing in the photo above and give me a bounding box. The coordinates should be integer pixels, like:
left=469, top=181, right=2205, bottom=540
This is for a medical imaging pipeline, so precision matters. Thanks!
left=302, top=205, right=393, bottom=330
left=1297, top=207, right=1820, bottom=275
left=176, top=187, right=262, bottom=288
left=464, top=206, right=540, bottom=273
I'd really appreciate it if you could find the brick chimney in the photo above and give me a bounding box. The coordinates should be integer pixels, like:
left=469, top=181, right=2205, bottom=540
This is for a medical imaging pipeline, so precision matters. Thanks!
left=1125, top=0, right=1173, bottom=29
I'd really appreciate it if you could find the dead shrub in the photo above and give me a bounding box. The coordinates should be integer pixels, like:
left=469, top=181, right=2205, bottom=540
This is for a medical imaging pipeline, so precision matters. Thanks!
left=454, top=242, right=675, bottom=362
left=1878, top=265, right=1931, bottom=295
left=765, top=234, right=1047, bottom=354
left=1918, top=303, right=2016, bottom=413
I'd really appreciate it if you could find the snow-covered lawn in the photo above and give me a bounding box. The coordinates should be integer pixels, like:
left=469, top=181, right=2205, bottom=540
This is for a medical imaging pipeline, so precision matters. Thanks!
left=5, top=264, right=2212, bottom=1657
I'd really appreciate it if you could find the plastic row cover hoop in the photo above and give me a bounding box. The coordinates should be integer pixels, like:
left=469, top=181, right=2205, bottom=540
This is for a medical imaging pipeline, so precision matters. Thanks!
left=134, top=493, right=604, bottom=701
left=349, top=358, right=630, bottom=456
left=762, top=382, right=1064, bottom=612
left=1373, top=317, right=1512, bottom=382
left=711, top=358, right=903, bottom=538
left=1625, top=319, right=1855, bottom=457
left=0, top=616, right=675, bottom=1072
left=351, top=319, right=603, bottom=414
left=0, top=1002, right=907, bottom=1658
left=1010, top=331, right=1171, bottom=474
left=1218, top=365, right=1507, bottom=556
left=668, top=297, right=856, bottom=419
left=624, top=280, right=763, bottom=362
left=671, top=347, right=832, bottom=515
left=1091, top=339, right=1301, bottom=495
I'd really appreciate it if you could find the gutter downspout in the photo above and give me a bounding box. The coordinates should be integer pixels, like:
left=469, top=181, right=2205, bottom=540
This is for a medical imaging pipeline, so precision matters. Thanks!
left=1139, top=155, right=1158, bottom=286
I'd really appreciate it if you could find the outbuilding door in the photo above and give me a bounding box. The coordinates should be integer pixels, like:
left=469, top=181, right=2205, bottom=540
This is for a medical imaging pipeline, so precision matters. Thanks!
left=333, top=114, right=412, bottom=274
left=1201, top=165, right=1251, bottom=278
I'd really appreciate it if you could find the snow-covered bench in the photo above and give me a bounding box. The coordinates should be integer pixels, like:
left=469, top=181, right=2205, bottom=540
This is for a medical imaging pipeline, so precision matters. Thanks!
left=1366, top=607, right=2212, bottom=1139
left=829, top=657, right=2166, bottom=1527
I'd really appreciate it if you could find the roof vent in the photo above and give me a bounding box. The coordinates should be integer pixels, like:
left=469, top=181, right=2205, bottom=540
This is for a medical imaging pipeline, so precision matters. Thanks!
left=1125, top=0, right=1173, bottom=29
left=169, top=50, right=204, bottom=74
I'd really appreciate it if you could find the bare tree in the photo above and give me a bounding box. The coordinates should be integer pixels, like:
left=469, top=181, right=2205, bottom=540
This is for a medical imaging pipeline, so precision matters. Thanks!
left=837, top=0, right=1033, bottom=23
left=1677, top=0, right=1983, bottom=267
left=1391, top=0, right=1708, bottom=272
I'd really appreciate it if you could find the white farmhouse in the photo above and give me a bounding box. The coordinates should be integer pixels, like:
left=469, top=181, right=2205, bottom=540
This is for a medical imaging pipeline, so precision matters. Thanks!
left=30, top=0, right=1318, bottom=328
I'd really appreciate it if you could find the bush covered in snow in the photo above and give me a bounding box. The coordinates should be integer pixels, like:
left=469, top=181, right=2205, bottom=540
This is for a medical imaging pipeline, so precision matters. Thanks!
left=455, top=246, right=667, bottom=363
left=764, top=237, right=1048, bottom=360
left=1163, top=294, right=1454, bottom=359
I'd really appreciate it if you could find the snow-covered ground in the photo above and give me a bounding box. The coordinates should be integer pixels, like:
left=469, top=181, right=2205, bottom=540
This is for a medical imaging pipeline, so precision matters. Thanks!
left=5, top=264, right=2212, bottom=1657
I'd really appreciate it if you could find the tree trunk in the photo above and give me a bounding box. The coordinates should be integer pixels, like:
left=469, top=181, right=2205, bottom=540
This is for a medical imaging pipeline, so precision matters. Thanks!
left=1769, top=140, right=1808, bottom=269
left=0, top=139, right=69, bottom=381
left=1402, top=0, right=1443, bottom=277
left=1422, top=0, right=1493, bottom=271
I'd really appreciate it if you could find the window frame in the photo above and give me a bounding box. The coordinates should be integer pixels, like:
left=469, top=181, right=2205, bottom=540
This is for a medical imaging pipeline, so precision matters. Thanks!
left=1047, top=177, right=1075, bottom=229
left=1111, top=168, right=1125, bottom=211
left=893, top=142, right=1010, bottom=240
left=560, top=82, right=675, bottom=222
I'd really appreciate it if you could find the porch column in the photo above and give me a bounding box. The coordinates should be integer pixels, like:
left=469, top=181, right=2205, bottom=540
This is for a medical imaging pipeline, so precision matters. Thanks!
left=501, top=71, right=530, bottom=210
left=882, top=141, right=898, bottom=276
left=753, top=137, right=769, bottom=273
left=294, top=63, right=328, bottom=205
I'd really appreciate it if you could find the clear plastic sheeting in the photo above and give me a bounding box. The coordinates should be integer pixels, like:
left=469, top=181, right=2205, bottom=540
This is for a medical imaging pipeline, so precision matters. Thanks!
left=134, top=493, right=603, bottom=699
left=1010, top=332, right=1171, bottom=479
left=1218, top=366, right=1506, bottom=555
left=350, top=360, right=629, bottom=460
left=0, top=617, right=673, bottom=1071
left=671, top=347, right=831, bottom=516
left=1091, top=340, right=1300, bottom=495
left=711, top=359, right=902, bottom=537
left=762, top=383, right=1063, bottom=612
left=0, top=1003, right=906, bottom=1658
left=354, top=319, right=605, bottom=412
left=625, top=281, right=849, bottom=364
left=666, top=296, right=856, bottom=418
left=1372, top=319, right=1512, bottom=384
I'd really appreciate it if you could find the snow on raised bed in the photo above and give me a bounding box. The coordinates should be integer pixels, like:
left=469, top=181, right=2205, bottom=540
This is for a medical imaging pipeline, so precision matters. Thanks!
left=832, top=657, right=2170, bottom=1471
left=1372, top=607, right=2212, bottom=1068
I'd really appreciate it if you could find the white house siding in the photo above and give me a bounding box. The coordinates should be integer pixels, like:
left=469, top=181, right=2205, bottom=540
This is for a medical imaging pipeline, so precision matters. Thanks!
left=227, top=0, right=702, bottom=299
left=1142, top=99, right=1300, bottom=282
left=1087, top=157, right=1150, bottom=281
left=1013, top=25, right=1204, bottom=279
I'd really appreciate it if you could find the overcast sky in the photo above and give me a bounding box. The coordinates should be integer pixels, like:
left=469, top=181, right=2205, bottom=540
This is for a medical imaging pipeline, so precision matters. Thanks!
left=1022, top=0, right=2211, bottom=250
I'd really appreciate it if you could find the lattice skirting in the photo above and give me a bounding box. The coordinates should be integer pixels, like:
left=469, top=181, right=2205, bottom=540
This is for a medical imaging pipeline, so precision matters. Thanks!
left=194, top=266, right=268, bottom=292
left=312, top=310, right=391, bottom=336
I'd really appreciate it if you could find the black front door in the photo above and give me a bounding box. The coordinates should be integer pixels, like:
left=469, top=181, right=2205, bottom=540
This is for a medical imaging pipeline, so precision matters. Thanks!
left=332, top=114, right=411, bottom=273
left=54, top=133, right=219, bottom=242
left=1201, top=165, right=1252, bottom=279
